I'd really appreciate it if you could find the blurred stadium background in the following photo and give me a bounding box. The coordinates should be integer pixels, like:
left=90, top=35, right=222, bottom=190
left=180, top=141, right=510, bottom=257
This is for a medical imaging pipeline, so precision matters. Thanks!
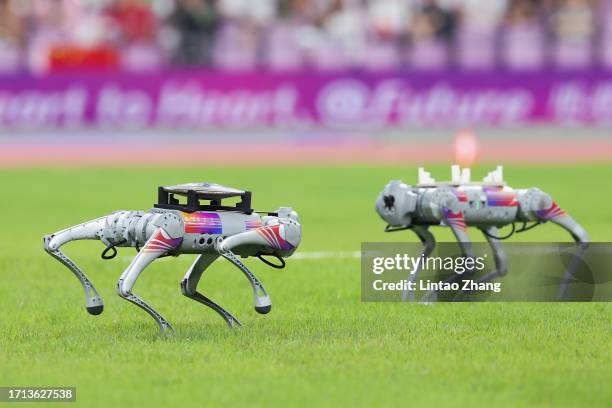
left=0, top=0, right=610, bottom=166
left=3, top=0, right=612, bottom=72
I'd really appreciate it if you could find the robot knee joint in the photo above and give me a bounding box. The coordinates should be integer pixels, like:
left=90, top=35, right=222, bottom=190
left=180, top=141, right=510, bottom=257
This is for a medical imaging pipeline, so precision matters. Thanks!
left=116, top=280, right=132, bottom=298
left=43, top=234, right=54, bottom=251
left=179, top=279, right=194, bottom=296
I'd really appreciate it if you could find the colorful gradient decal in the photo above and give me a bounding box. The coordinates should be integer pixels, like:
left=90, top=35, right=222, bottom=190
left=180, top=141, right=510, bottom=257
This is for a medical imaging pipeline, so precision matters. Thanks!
left=182, top=212, right=222, bottom=234
left=536, top=202, right=566, bottom=220
left=142, top=229, right=183, bottom=253
left=442, top=207, right=466, bottom=231
left=453, top=189, right=468, bottom=202
left=483, top=186, right=518, bottom=207
left=255, top=225, right=293, bottom=250
left=245, top=219, right=263, bottom=231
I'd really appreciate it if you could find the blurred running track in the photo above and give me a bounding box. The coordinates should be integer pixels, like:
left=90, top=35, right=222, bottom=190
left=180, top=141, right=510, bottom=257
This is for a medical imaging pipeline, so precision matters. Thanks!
left=0, top=128, right=610, bottom=167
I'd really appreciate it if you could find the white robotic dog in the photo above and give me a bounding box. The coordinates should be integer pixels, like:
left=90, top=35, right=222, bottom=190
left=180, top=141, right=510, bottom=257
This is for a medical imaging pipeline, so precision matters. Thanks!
left=376, top=166, right=589, bottom=299
left=43, top=183, right=301, bottom=333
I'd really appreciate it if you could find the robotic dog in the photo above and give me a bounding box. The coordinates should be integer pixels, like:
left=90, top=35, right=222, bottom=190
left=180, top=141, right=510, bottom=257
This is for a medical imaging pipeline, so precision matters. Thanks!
left=43, top=183, right=301, bottom=333
left=376, top=166, right=589, bottom=299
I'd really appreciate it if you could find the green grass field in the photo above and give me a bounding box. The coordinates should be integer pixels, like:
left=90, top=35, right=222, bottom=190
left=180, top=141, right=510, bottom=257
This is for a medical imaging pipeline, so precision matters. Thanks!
left=0, top=165, right=610, bottom=407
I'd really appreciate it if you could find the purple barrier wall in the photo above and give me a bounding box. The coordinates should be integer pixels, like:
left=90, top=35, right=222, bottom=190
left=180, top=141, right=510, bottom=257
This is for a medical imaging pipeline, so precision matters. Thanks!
left=0, top=71, right=611, bottom=129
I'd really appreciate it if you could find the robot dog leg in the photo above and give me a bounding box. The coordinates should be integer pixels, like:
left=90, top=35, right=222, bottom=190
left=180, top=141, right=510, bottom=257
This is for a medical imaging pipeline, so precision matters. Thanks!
left=180, top=254, right=242, bottom=327
left=474, top=226, right=508, bottom=284
left=450, top=226, right=508, bottom=301
left=43, top=217, right=107, bottom=315
left=422, top=207, right=474, bottom=303
left=402, top=226, right=435, bottom=302
left=535, top=201, right=589, bottom=244
left=533, top=199, right=589, bottom=300
left=117, top=228, right=181, bottom=333
left=471, top=198, right=587, bottom=296
left=214, top=227, right=287, bottom=315
left=218, top=249, right=272, bottom=314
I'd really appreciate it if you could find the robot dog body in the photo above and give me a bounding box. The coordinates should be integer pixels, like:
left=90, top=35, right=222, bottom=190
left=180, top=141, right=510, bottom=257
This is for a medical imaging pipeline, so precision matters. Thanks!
left=376, top=166, right=588, bottom=298
left=43, top=183, right=301, bottom=333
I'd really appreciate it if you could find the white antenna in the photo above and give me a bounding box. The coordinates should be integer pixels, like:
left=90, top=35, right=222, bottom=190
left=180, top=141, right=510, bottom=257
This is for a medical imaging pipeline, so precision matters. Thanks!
left=418, top=167, right=435, bottom=184
left=496, top=165, right=503, bottom=183
left=482, top=165, right=504, bottom=184
left=451, top=165, right=461, bottom=183
left=461, top=168, right=471, bottom=183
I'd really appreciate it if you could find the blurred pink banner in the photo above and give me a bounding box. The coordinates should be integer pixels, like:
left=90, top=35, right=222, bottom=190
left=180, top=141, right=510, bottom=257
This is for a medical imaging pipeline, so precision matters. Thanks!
left=0, top=71, right=611, bottom=129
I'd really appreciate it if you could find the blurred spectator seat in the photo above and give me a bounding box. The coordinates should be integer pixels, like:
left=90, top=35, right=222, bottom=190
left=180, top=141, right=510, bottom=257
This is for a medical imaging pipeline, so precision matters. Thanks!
left=120, top=42, right=163, bottom=71
left=500, top=0, right=545, bottom=70
left=409, top=38, right=449, bottom=70
left=0, top=0, right=23, bottom=73
left=263, top=24, right=305, bottom=71
left=0, top=40, right=21, bottom=73
left=601, top=1, right=612, bottom=68
left=362, top=39, right=401, bottom=71
left=553, top=39, right=592, bottom=69
left=407, top=0, right=453, bottom=70
left=500, top=23, right=545, bottom=70
left=212, top=21, right=258, bottom=71
left=456, top=26, right=497, bottom=70
left=364, top=0, right=407, bottom=70
left=312, top=2, right=367, bottom=70
left=550, top=0, right=595, bottom=69
left=309, top=41, right=352, bottom=71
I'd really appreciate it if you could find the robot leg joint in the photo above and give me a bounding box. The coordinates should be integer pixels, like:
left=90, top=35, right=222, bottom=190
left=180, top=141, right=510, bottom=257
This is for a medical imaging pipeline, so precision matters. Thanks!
left=116, top=279, right=132, bottom=298
left=180, top=278, right=194, bottom=297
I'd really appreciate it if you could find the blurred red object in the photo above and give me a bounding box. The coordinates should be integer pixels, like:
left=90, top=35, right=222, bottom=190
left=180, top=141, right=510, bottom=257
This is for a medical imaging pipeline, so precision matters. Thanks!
left=48, top=44, right=120, bottom=71
left=454, top=128, right=479, bottom=166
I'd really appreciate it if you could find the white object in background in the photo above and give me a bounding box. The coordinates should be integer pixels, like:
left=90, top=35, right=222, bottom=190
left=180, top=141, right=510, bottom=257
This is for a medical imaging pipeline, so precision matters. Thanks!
left=461, top=167, right=471, bottom=183
left=451, top=165, right=461, bottom=183
left=418, top=167, right=435, bottom=184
